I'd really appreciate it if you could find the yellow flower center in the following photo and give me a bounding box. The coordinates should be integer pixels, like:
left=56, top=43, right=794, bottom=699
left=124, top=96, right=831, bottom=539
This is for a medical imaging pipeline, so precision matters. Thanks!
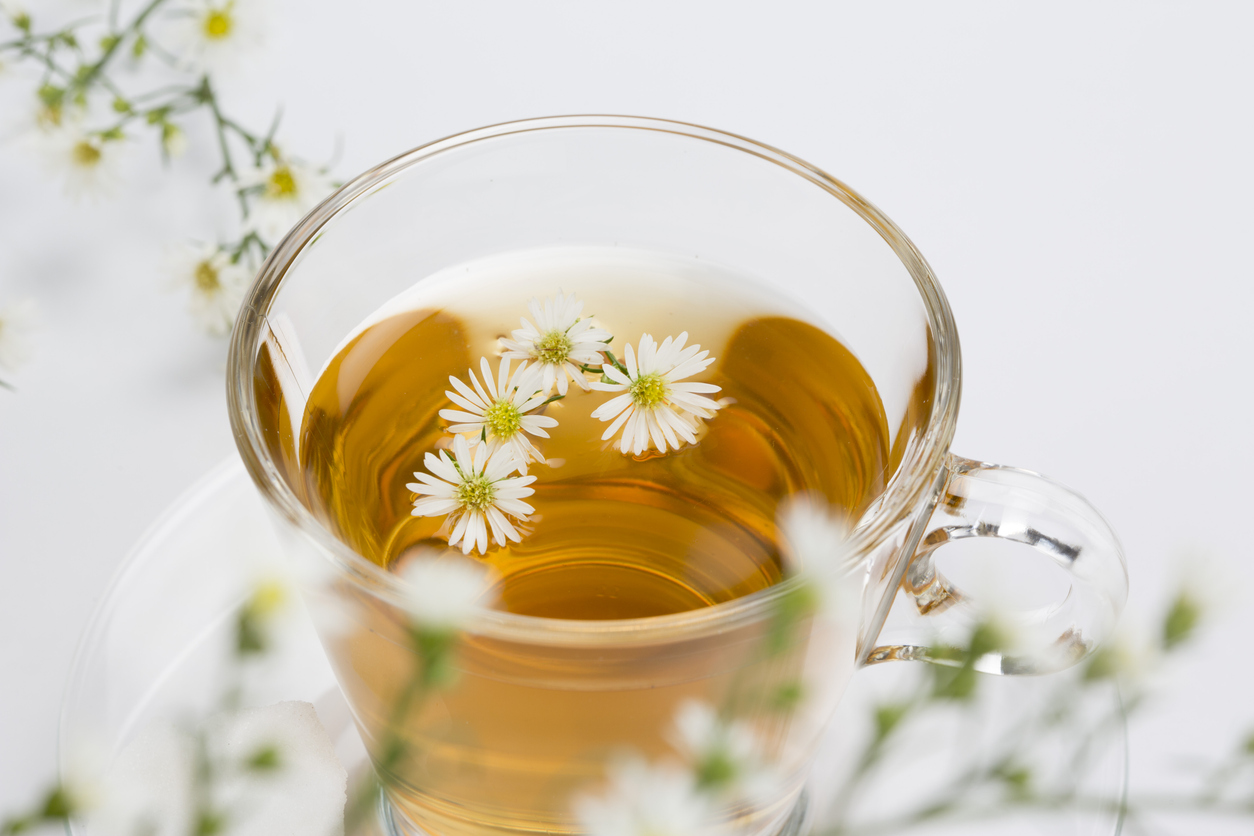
left=266, top=166, right=298, bottom=199
left=629, top=372, right=667, bottom=409
left=535, top=329, right=573, bottom=365
left=203, top=8, right=234, bottom=40
left=484, top=400, right=522, bottom=439
left=456, top=474, right=496, bottom=512
left=194, top=260, right=221, bottom=293
left=72, top=140, right=102, bottom=168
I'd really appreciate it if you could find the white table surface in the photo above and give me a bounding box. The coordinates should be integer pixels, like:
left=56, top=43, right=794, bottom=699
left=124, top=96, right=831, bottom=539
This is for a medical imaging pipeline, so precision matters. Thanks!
left=2, top=1, right=1252, bottom=831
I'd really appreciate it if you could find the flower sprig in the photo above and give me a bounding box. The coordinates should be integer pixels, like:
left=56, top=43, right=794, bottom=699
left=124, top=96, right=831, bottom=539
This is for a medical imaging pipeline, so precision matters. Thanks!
left=0, top=1, right=336, bottom=336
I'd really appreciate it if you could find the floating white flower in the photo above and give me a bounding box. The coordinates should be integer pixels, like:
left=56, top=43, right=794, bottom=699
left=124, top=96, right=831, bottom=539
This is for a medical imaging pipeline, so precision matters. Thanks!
left=164, top=0, right=265, bottom=74
left=41, top=121, right=124, bottom=201
left=166, top=242, right=251, bottom=336
left=573, top=756, right=714, bottom=836
left=408, top=434, right=537, bottom=555
left=440, top=356, right=556, bottom=475
left=396, top=551, right=498, bottom=632
left=669, top=700, right=778, bottom=804
left=240, top=155, right=334, bottom=244
left=590, top=332, right=722, bottom=456
left=0, top=297, right=37, bottom=375
left=777, top=497, right=860, bottom=623
left=499, top=292, right=612, bottom=396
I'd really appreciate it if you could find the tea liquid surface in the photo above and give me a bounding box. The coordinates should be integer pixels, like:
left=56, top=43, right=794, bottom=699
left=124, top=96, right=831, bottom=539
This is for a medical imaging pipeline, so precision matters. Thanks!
left=298, top=247, right=892, bottom=619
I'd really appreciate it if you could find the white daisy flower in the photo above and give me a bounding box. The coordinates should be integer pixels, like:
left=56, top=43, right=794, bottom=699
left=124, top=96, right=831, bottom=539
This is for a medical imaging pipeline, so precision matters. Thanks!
left=0, top=297, right=37, bottom=375
left=407, top=434, right=537, bottom=555
left=240, top=155, right=335, bottom=244
left=777, top=497, right=860, bottom=623
left=166, top=242, right=251, bottom=336
left=573, top=756, right=714, bottom=836
left=40, top=120, right=124, bottom=201
left=498, top=292, right=612, bottom=396
left=669, top=700, right=779, bottom=804
left=590, top=332, right=722, bottom=456
left=439, top=356, right=557, bottom=475
left=163, top=0, right=265, bottom=75
left=396, top=551, right=498, bottom=632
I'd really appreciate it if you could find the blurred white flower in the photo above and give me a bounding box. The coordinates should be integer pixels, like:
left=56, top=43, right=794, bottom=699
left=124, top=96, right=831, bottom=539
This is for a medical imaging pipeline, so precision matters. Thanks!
left=41, top=120, right=124, bottom=200
left=240, top=156, right=334, bottom=244
left=670, top=700, right=779, bottom=804
left=777, top=496, right=860, bottom=623
left=396, top=551, right=497, bottom=632
left=165, top=242, right=250, bottom=336
left=573, top=756, right=714, bottom=836
left=0, top=296, right=37, bottom=374
left=163, top=0, right=265, bottom=74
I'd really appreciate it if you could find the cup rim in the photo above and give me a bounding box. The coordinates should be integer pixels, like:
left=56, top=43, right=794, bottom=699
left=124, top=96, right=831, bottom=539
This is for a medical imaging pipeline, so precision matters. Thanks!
left=226, top=114, right=962, bottom=645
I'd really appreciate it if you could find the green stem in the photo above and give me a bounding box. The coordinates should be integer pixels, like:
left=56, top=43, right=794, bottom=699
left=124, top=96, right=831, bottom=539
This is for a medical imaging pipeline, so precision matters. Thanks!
left=75, top=0, right=168, bottom=90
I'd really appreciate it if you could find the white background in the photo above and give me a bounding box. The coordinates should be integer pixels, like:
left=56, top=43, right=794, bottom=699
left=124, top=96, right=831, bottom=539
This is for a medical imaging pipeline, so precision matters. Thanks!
left=2, top=1, right=1253, bottom=832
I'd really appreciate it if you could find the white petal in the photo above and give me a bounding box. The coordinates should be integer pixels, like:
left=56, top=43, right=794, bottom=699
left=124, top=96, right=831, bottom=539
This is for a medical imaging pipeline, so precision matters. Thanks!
left=600, top=404, right=635, bottom=442
left=425, top=451, right=460, bottom=484
left=494, top=497, right=535, bottom=517
left=445, top=389, right=487, bottom=415
left=448, top=512, right=471, bottom=552
left=591, top=393, right=634, bottom=421
left=449, top=374, right=489, bottom=411
left=411, top=497, right=461, bottom=517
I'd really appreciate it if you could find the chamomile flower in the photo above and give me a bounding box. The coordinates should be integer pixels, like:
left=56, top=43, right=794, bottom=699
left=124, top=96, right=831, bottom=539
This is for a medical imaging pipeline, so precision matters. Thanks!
left=41, top=120, right=124, bottom=201
left=408, top=434, right=537, bottom=556
left=164, top=0, right=265, bottom=75
left=396, top=552, right=497, bottom=632
left=573, top=756, right=714, bottom=836
left=590, top=332, right=722, bottom=456
left=499, top=292, right=612, bottom=396
left=166, top=242, right=251, bottom=336
left=670, top=700, right=779, bottom=805
left=0, top=297, right=37, bottom=375
left=239, top=155, right=335, bottom=244
left=440, top=356, right=557, bottom=475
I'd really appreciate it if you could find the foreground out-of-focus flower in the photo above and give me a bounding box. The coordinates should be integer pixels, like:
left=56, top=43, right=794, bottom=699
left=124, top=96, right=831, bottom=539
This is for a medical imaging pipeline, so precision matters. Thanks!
left=670, top=701, right=779, bottom=804
left=440, top=357, right=557, bottom=475
left=590, top=332, right=722, bottom=456
left=776, top=497, right=859, bottom=622
left=239, top=155, right=334, bottom=243
left=0, top=296, right=37, bottom=375
left=573, top=756, right=713, bottom=836
left=166, top=242, right=251, bottom=336
left=40, top=121, right=124, bottom=200
left=164, top=0, right=265, bottom=74
left=396, top=552, right=497, bottom=632
left=499, top=292, right=612, bottom=396
left=408, top=434, right=537, bottom=555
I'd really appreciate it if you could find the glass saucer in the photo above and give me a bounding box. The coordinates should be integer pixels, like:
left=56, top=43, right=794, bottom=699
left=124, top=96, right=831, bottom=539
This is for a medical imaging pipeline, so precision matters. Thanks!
left=59, top=459, right=1127, bottom=836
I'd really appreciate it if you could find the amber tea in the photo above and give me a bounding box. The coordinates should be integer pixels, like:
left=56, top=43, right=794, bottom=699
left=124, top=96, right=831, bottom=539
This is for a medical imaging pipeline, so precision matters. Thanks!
left=287, top=247, right=894, bottom=835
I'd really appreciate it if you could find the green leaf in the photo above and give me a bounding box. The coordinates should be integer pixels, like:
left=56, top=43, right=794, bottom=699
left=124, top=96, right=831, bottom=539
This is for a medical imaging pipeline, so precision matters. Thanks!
left=132, top=34, right=147, bottom=58
left=37, top=85, right=64, bottom=108
left=112, top=97, right=131, bottom=114
left=1162, top=592, right=1200, bottom=650
left=99, top=34, right=119, bottom=51
left=873, top=702, right=910, bottom=742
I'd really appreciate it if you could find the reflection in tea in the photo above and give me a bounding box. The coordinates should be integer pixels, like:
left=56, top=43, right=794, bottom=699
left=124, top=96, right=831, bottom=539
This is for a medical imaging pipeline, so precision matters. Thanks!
left=268, top=248, right=894, bottom=834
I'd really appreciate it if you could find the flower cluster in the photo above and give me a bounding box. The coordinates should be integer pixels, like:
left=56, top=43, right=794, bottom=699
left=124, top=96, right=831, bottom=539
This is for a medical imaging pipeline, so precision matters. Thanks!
left=408, top=292, right=725, bottom=555
left=3, top=0, right=336, bottom=339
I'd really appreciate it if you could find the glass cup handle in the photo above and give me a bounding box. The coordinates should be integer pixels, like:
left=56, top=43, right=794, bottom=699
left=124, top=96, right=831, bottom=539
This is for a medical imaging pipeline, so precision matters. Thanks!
left=866, top=454, right=1129, bottom=675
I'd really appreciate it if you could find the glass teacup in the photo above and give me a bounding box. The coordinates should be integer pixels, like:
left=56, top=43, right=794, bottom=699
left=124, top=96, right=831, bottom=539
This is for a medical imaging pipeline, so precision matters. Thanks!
left=226, top=116, right=1128, bottom=836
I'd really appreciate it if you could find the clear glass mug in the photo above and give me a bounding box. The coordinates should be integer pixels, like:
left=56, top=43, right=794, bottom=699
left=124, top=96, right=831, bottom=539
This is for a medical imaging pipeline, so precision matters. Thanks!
left=226, top=116, right=1128, bottom=835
